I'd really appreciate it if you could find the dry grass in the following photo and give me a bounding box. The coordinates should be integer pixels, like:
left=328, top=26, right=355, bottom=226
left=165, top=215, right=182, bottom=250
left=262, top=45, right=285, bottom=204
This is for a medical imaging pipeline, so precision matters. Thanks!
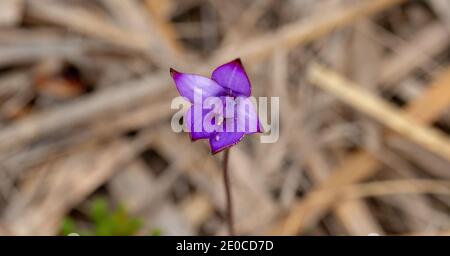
left=0, top=0, right=450, bottom=236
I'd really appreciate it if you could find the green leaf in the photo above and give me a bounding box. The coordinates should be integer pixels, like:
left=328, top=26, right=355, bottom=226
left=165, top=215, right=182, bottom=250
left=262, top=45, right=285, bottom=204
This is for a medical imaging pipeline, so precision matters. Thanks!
left=61, top=217, right=76, bottom=236
left=90, top=197, right=109, bottom=223
left=150, top=228, right=162, bottom=236
left=60, top=197, right=149, bottom=236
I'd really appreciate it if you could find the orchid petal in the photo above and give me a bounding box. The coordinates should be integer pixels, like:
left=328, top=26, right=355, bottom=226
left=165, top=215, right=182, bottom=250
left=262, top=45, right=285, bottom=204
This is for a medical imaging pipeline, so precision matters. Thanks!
left=170, top=68, right=226, bottom=103
left=209, top=132, right=245, bottom=154
left=211, top=58, right=251, bottom=97
left=185, top=106, right=211, bottom=141
left=209, top=98, right=245, bottom=154
left=236, top=97, right=263, bottom=134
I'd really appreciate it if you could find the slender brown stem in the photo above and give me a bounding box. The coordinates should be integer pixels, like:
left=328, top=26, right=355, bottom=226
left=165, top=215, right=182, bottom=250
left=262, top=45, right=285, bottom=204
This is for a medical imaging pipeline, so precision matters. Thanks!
left=222, top=149, right=235, bottom=236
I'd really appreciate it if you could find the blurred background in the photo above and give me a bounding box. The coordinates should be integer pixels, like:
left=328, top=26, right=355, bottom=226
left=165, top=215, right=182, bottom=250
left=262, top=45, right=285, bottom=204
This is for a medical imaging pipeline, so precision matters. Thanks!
left=0, top=0, right=450, bottom=236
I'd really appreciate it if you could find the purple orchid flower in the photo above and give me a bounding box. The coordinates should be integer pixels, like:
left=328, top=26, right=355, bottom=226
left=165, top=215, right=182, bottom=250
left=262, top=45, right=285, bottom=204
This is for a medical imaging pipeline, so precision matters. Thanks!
left=170, top=58, right=263, bottom=154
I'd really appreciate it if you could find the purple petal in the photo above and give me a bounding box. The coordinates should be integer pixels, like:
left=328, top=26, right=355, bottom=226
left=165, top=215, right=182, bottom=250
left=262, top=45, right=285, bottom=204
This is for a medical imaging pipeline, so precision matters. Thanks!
left=170, top=68, right=226, bottom=103
left=209, top=132, right=245, bottom=154
left=236, top=97, right=263, bottom=134
left=185, top=106, right=211, bottom=141
left=211, top=58, right=251, bottom=97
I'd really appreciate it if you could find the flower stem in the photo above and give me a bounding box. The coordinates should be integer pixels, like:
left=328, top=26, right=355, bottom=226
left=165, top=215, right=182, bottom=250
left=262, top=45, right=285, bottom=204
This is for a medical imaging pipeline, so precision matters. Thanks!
left=222, top=148, right=235, bottom=236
